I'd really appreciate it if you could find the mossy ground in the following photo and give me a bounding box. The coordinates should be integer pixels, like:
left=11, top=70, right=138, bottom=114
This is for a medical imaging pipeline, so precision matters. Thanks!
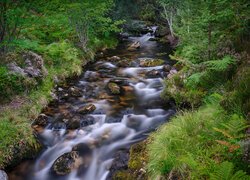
left=112, top=140, right=149, bottom=180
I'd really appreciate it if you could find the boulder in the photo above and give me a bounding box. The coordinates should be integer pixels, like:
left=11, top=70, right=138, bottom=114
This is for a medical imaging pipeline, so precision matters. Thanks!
left=23, top=51, right=48, bottom=78
left=77, top=104, right=96, bottom=115
left=139, top=58, right=165, bottom=67
left=72, top=143, right=92, bottom=156
left=7, top=51, right=48, bottom=79
left=7, top=62, right=27, bottom=76
left=148, top=37, right=158, bottom=41
left=163, top=65, right=171, bottom=72
left=80, top=116, right=95, bottom=127
left=109, top=78, right=129, bottom=86
left=66, top=116, right=81, bottom=130
left=119, top=32, right=130, bottom=39
left=155, top=26, right=170, bottom=38
left=0, top=170, right=8, bottom=180
left=69, top=86, right=83, bottom=97
left=146, top=69, right=161, bottom=78
left=108, top=82, right=121, bottom=95
left=107, top=56, right=121, bottom=61
left=128, top=41, right=140, bottom=51
left=52, top=151, right=81, bottom=176
left=32, top=114, right=50, bottom=128
left=117, top=60, right=131, bottom=67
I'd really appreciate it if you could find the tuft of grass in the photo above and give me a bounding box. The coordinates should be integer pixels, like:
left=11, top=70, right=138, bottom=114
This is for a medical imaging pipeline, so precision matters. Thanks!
left=147, top=103, right=249, bottom=179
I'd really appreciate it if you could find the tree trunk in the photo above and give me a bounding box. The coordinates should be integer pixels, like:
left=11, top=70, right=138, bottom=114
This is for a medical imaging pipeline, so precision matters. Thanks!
left=208, top=23, right=212, bottom=60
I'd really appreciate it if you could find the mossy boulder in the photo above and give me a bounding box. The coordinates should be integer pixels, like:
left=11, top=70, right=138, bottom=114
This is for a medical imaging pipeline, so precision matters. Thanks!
left=108, top=82, right=121, bottom=95
left=139, top=58, right=165, bottom=67
left=52, top=151, right=81, bottom=176
left=112, top=140, right=149, bottom=180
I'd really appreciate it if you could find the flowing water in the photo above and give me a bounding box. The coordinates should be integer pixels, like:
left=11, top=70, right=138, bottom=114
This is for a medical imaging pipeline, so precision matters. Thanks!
left=9, top=27, right=175, bottom=180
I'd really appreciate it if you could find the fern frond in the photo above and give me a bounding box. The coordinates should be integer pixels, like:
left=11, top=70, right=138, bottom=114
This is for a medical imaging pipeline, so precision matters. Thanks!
left=213, top=127, right=234, bottom=139
left=210, top=161, right=234, bottom=180
left=230, top=170, right=250, bottom=180
left=205, top=56, right=236, bottom=71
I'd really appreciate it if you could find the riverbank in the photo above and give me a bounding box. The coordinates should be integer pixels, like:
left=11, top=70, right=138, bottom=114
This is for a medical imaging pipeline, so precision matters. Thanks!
left=0, top=41, right=119, bottom=170
left=0, top=1, right=122, bottom=170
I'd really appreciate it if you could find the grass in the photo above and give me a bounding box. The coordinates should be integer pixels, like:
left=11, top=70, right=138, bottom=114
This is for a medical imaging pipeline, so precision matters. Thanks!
left=147, top=102, right=249, bottom=179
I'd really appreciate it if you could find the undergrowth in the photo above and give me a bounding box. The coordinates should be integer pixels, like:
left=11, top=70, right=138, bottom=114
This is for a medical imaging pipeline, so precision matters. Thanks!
left=147, top=98, right=249, bottom=179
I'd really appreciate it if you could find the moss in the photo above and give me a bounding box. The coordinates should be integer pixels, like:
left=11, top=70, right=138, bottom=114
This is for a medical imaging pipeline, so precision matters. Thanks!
left=113, top=141, right=149, bottom=180
left=140, top=58, right=165, bottom=67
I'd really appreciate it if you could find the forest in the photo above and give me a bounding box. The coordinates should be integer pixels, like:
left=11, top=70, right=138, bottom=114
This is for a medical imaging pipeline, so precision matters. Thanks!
left=0, top=0, right=249, bottom=180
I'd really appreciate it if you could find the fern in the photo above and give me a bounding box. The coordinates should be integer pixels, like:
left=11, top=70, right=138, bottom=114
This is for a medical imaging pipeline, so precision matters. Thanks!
left=185, top=72, right=205, bottom=89
left=210, top=161, right=250, bottom=180
left=205, top=56, right=236, bottom=71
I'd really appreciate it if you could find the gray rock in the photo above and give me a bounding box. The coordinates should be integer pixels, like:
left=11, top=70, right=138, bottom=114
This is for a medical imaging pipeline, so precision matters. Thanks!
left=7, top=51, right=48, bottom=79
left=23, top=51, right=48, bottom=78
left=163, top=65, right=171, bottom=72
left=7, top=62, right=27, bottom=76
left=0, top=170, right=8, bottom=180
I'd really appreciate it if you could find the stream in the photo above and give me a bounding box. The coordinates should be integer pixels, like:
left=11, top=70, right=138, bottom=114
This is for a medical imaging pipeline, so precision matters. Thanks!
left=9, top=27, right=175, bottom=180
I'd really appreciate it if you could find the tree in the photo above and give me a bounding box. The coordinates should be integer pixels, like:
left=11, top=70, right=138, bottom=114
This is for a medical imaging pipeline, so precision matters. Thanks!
left=157, top=0, right=182, bottom=37
left=0, top=0, right=27, bottom=54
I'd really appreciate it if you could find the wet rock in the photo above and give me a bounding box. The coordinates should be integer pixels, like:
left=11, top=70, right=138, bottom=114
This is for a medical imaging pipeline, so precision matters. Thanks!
left=95, top=62, right=116, bottom=71
left=163, top=64, right=171, bottom=72
left=66, top=116, right=81, bottom=130
left=84, top=71, right=100, bottom=82
left=108, top=82, right=121, bottom=95
left=139, top=58, right=165, bottom=67
left=52, top=151, right=81, bottom=176
left=0, top=170, right=8, bottom=180
left=77, top=104, right=96, bottom=115
left=155, top=26, right=170, bottom=38
left=32, top=114, right=50, bottom=128
left=109, top=78, right=129, bottom=86
left=146, top=69, right=161, bottom=78
left=69, top=86, right=83, bottom=97
left=117, top=60, right=131, bottom=67
left=148, top=37, right=158, bottom=41
left=128, top=41, right=140, bottom=51
left=72, top=143, right=92, bottom=156
left=107, top=56, right=121, bottom=61
left=119, top=32, right=130, bottom=39
left=80, top=115, right=95, bottom=127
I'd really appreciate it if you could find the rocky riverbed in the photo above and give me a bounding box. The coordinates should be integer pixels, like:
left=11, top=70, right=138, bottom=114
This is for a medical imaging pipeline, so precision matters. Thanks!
left=8, top=25, right=176, bottom=180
